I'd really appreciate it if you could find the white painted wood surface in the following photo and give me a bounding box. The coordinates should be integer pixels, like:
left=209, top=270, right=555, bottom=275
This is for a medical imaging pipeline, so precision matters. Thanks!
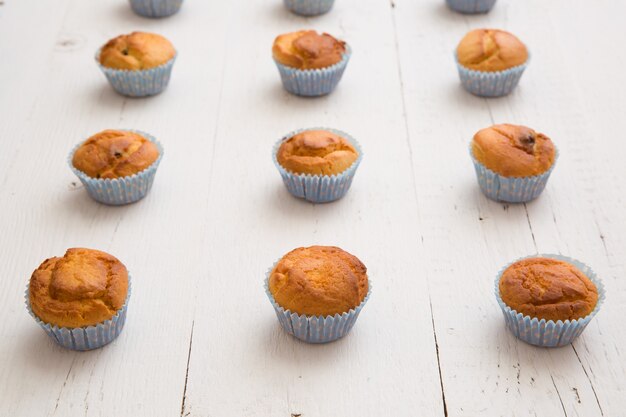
left=0, top=0, right=624, bottom=416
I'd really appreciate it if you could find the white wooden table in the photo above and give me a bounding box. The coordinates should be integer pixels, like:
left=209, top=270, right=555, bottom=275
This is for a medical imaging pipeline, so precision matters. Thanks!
left=1, top=0, right=625, bottom=415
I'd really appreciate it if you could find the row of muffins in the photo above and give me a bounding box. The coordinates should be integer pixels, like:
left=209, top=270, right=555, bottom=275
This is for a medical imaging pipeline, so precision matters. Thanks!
left=27, top=247, right=603, bottom=348
left=26, top=1, right=604, bottom=352
left=127, top=0, right=503, bottom=18
left=94, top=28, right=530, bottom=99
left=67, top=123, right=556, bottom=207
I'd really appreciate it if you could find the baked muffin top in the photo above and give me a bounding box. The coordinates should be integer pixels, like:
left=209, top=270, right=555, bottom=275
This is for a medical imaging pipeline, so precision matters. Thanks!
left=72, top=129, right=160, bottom=179
left=272, top=30, right=346, bottom=70
left=99, top=31, right=175, bottom=70
left=472, top=124, right=555, bottom=177
left=499, top=257, right=598, bottom=322
left=269, top=246, right=368, bottom=317
left=29, top=248, right=129, bottom=328
left=456, top=29, right=528, bottom=72
left=277, top=129, right=358, bottom=176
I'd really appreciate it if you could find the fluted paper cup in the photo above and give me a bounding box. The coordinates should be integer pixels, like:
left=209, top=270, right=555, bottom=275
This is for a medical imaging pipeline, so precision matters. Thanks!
left=495, top=255, right=605, bottom=347
left=129, top=0, right=183, bottom=17
left=283, top=0, right=335, bottom=16
left=273, top=127, right=362, bottom=203
left=455, top=52, right=528, bottom=97
left=469, top=144, right=557, bottom=203
left=69, top=130, right=164, bottom=205
left=26, top=277, right=131, bottom=351
left=265, top=264, right=371, bottom=344
left=96, top=49, right=176, bottom=97
left=274, top=46, right=351, bottom=97
left=446, top=0, right=496, bottom=14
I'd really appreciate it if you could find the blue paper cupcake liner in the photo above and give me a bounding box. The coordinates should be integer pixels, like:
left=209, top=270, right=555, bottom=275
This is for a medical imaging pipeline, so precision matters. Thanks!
left=69, top=130, right=164, bottom=206
left=274, top=46, right=351, bottom=97
left=455, top=52, right=528, bottom=97
left=265, top=264, right=371, bottom=344
left=469, top=144, right=557, bottom=203
left=96, top=49, right=176, bottom=97
left=273, top=127, right=362, bottom=203
left=446, top=0, right=496, bottom=14
left=129, top=0, right=183, bottom=17
left=495, top=255, right=605, bottom=347
left=25, top=277, right=131, bottom=351
left=283, top=0, right=335, bottom=16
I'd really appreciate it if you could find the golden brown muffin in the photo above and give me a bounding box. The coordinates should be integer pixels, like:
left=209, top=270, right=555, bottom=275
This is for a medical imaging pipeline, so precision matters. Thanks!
left=472, top=124, right=555, bottom=177
left=29, top=248, right=129, bottom=328
left=456, top=29, right=528, bottom=72
left=99, top=31, right=175, bottom=70
left=269, top=246, right=368, bottom=316
left=499, top=257, right=598, bottom=322
left=277, top=130, right=358, bottom=176
left=272, top=30, right=346, bottom=70
left=72, top=129, right=159, bottom=179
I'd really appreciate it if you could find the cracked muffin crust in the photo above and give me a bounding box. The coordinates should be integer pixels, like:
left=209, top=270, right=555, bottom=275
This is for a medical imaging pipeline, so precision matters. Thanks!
left=471, top=124, right=555, bottom=177
left=272, top=30, right=346, bottom=70
left=456, top=29, right=528, bottom=72
left=99, top=31, right=175, bottom=70
left=72, top=129, right=160, bottom=179
left=499, top=257, right=598, bottom=322
left=269, top=246, right=368, bottom=317
left=29, top=248, right=129, bottom=328
left=277, top=129, right=358, bottom=176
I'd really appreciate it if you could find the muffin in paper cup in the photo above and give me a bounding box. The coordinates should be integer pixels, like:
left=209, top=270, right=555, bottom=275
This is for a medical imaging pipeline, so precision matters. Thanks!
left=446, top=0, right=496, bottom=14
left=455, top=52, right=528, bottom=97
left=129, top=0, right=183, bottom=18
left=495, top=255, right=605, bottom=347
left=25, top=278, right=131, bottom=351
left=273, top=127, right=362, bottom=203
left=96, top=49, right=177, bottom=97
left=469, top=144, right=557, bottom=203
left=265, top=264, right=371, bottom=344
left=69, top=130, right=164, bottom=206
left=274, top=46, right=351, bottom=97
left=283, top=0, right=335, bottom=16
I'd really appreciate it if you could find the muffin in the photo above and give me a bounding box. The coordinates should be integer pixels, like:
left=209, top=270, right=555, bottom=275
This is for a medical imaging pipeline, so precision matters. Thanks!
left=446, top=0, right=496, bottom=14
left=129, top=0, right=184, bottom=18
left=69, top=129, right=163, bottom=205
left=283, top=0, right=335, bottom=16
left=266, top=246, right=371, bottom=343
left=272, top=30, right=351, bottom=96
left=26, top=248, right=131, bottom=350
left=96, top=32, right=177, bottom=97
left=455, top=29, right=529, bottom=97
left=496, top=255, right=604, bottom=347
left=470, top=124, right=557, bottom=203
left=273, top=128, right=362, bottom=203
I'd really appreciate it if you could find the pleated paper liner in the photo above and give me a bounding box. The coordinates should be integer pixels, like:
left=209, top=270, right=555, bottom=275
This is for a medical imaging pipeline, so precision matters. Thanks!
left=26, top=277, right=131, bottom=351
left=454, top=52, right=528, bottom=97
left=274, top=46, right=351, bottom=97
left=469, top=144, right=557, bottom=203
left=495, top=254, right=605, bottom=347
left=273, top=127, right=363, bottom=203
left=283, top=0, right=335, bottom=16
left=446, top=0, right=496, bottom=14
left=129, top=0, right=183, bottom=17
left=68, top=130, right=164, bottom=206
left=95, top=49, right=177, bottom=97
left=265, top=264, right=371, bottom=344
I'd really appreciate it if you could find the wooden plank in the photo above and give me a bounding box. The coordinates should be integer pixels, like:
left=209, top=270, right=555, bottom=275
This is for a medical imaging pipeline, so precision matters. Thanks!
left=181, top=0, right=444, bottom=415
left=0, top=0, right=226, bottom=415
left=393, top=0, right=624, bottom=415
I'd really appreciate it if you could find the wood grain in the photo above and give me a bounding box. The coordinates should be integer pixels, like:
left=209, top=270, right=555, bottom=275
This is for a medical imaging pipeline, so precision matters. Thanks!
left=0, top=0, right=623, bottom=416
